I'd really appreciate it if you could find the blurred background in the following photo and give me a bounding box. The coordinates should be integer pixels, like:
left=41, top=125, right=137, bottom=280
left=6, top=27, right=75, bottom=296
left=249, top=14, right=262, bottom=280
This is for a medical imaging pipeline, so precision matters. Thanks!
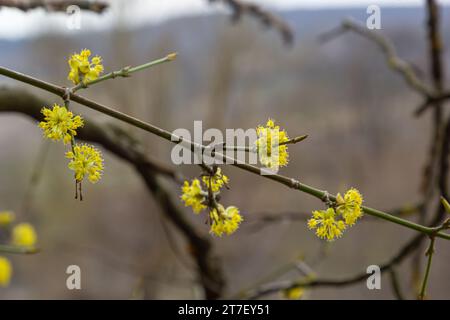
left=0, top=0, right=450, bottom=299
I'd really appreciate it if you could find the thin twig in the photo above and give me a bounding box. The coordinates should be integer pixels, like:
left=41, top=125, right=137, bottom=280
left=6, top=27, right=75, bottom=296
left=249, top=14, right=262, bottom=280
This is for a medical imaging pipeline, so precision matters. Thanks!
left=71, top=53, right=177, bottom=93
left=0, top=244, right=39, bottom=254
left=419, top=236, right=436, bottom=300
left=320, top=18, right=434, bottom=97
left=0, top=0, right=108, bottom=13
left=389, top=269, right=404, bottom=300
left=208, top=0, right=294, bottom=45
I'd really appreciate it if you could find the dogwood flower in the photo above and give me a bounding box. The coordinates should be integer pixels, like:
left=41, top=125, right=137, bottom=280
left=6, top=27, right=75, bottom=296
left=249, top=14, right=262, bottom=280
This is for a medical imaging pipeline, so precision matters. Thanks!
left=12, top=223, right=37, bottom=247
left=336, top=188, right=364, bottom=226
left=256, top=118, right=290, bottom=169
left=209, top=205, right=243, bottom=237
left=307, top=208, right=346, bottom=241
left=0, top=211, right=15, bottom=227
left=66, top=144, right=104, bottom=183
left=283, top=286, right=305, bottom=300
left=0, top=257, right=12, bottom=287
left=181, top=179, right=207, bottom=213
left=202, top=168, right=229, bottom=192
left=39, top=104, right=83, bottom=145
left=68, top=49, right=104, bottom=85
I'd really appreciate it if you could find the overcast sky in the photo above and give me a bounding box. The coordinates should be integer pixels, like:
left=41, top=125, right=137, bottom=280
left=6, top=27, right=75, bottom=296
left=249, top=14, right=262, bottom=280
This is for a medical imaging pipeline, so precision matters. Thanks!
left=0, top=0, right=448, bottom=39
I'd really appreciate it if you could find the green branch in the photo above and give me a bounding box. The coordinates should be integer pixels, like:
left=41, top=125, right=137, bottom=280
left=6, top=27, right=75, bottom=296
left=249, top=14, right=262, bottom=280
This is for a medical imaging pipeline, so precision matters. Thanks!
left=1, top=65, right=450, bottom=240
left=419, top=236, right=436, bottom=300
left=0, top=244, right=39, bottom=254
left=71, top=53, right=177, bottom=92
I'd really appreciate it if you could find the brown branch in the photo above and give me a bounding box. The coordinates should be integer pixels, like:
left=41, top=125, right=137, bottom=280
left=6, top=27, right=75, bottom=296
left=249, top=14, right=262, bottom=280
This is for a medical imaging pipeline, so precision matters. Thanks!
left=208, top=0, right=294, bottom=45
left=0, top=86, right=224, bottom=299
left=412, top=0, right=447, bottom=292
left=0, top=0, right=109, bottom=13
left=389, top=269, right=404, bottom=300
left=320, top=18, right=434, bottom=97
left=320, top=18, right=450, bottom=117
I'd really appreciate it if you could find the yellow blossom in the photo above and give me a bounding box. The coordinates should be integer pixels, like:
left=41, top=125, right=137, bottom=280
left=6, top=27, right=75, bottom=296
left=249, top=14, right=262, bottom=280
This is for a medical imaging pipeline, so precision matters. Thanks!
left=39, top=104, right=83, bottom=144
left=0, top=211, right=15, bottom=227
left=202, top=168, right=229, bottom=192
left=210, top=205, right=243, bottom=237
left=256, top=118, right=289, bottom=169
left=181, top=179, right=207, bottom=213
left=12, top=223, right=37, bottom=247
left=336, top=188, right=364, bottom=226
left=68, top=49, right=104, bottom=85
left=66, top=144, right=104, bottom=183
left=283, top=286, right=305, bottom=300
left=307, top=208, right=346, bottom=241
left=0, top=257, right=12, bottom=287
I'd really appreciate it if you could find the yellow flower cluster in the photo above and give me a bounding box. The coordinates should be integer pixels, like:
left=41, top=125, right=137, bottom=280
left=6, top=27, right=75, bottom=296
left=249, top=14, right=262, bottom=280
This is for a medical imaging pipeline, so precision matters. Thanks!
left=66, top=144, right=104, bottom=183
left=39, top=104, right=83, bottom=145
left=210, top=205, right=243, bottom=237
left=336, top=188, right=364, bottom=226
left=12, top=223, right=37, bottom=247
left=0, top=212, right=38, bottom=287
left=283, top=286, right=305, bottom=300
left=181, top=179, right=207, bottom=213
left=256, top=119, right=289, bottom=169
left=202, top=168, right=229, bottom=192
left=0, top=257, right=12, bottom=287
left=307, top=188, right=363, bottom=241
left=0, top=211, right=14, bottom=227
left=180, top=169, right=243, bottom=237
left=68, top=49, right=104, bottom=85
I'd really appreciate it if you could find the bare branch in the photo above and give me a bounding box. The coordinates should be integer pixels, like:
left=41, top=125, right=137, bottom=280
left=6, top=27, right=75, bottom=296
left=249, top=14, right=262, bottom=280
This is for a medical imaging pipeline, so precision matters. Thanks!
left=0, top=0, right=109, bottom=13
left=320, top=18, right=434, bottom=97
left=208, top=0, right=294, bottom=45
left=389, top=269, right=404, bottom=300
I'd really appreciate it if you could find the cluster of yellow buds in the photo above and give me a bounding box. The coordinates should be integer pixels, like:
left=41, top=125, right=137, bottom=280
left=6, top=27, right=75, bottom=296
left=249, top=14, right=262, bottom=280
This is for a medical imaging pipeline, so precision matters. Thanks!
left=68, top=49, right=104, bottom=85
left=0, top=211, right=37, bottom=287
left=181, top=168, right=243, bottom=236
left=255, top=119, right=290, bottom=169
left=307, top=188, right=364, bottom=241
left=38, top=49, right=105, bottom=199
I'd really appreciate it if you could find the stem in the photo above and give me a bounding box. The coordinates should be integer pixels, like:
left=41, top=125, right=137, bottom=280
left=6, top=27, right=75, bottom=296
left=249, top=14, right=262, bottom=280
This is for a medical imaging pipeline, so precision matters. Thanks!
left=0, top=244, right=39, bottom=254
left=419, top=236, right=436, bottom=299
left=280, top=135, right=308, bottom=146
left=223, top=145, right=253, bottom=152
left=71, top=53, right=177, bottom=93
left=1, top=66, right=450, bottom=240
left=222, top=135, right=308, bottom=152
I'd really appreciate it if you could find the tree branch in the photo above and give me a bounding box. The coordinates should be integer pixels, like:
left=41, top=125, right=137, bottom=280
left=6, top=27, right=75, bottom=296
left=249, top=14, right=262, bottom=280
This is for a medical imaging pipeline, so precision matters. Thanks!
left=208, top=0, right=294, bottom=45
left=320, top=18, right=434, bottom=97
left=0, top=0, right=108, bottom=13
